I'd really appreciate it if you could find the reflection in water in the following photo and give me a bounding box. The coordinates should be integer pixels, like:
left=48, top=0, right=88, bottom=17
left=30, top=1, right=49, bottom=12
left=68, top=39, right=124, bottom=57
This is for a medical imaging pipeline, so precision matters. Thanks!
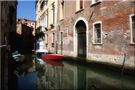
left=37, top=58, right=135, bottom=90
left=9, top=54, right=37, bottom=89
left=14, top=54, right=36, bottom=76
left=77, top=65, right=86, bottom=89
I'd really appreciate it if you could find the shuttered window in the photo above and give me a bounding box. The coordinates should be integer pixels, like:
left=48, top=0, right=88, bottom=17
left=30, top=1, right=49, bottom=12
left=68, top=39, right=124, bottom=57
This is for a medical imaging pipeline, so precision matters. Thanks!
left=93, top=22, right=102, bottom=44
left=131, top=15, right=135, bottom=44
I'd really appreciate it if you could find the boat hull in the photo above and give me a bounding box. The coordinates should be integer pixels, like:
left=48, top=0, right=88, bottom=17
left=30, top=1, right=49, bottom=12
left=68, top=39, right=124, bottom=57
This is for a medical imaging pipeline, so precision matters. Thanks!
left=42, top=54, right=64, bottom=60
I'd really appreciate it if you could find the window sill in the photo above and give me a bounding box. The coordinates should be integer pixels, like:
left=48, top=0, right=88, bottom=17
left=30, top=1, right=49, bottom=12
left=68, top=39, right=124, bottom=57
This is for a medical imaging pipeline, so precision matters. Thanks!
left=90, top=1, right=101, bottom=7
left=129, top=43, right=135, bottom=45
left=93, top=43, right=102, bottom=45
left=75, top=8, right=84, bottom=14
left=59, top=18, right=64, bottom=22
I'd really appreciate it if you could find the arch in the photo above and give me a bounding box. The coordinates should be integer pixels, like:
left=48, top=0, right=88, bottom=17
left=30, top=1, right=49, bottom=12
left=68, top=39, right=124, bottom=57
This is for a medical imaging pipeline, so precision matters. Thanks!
left=73, top=17, right=89, bottom=58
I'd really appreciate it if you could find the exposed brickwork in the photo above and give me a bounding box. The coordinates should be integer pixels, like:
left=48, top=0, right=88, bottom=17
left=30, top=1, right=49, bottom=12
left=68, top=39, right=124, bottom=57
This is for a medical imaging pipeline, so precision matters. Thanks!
left=56, top=1, right=135, bottom=68
left=36, top=0, right=135, bottom=68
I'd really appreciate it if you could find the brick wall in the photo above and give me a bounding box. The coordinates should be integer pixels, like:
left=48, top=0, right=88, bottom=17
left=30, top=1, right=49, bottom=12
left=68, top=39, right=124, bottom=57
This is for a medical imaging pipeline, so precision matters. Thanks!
left=56, top=1, right=135, bottom=68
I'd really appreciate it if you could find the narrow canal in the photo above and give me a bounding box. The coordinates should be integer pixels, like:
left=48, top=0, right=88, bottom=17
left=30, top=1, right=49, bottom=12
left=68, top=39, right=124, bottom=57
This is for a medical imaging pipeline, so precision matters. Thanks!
left=9, top=54, right=135, bottom=90
left=37, top=57, right=135, bottom=90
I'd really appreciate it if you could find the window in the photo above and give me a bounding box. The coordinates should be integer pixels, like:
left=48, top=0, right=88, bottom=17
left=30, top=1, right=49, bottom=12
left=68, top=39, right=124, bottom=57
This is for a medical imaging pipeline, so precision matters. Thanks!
left=130, top=14, right=135, bottom=44
left=91, top=0, right=101, bottom=5
left=40, top=0, right=45, bottom=11
left=60, top=32, right=63, bottom=46
left=51, top=2, right=55, bottom=25
left=59, top=0, right=64, bottom=20
left=45, top=10, right=48, bottom=27
left=76, top=0, right=84, bottom=12
left=93, top=22, right=102, bottom=44
left=80, top=0, right=84, bottom=9
left=52, top=32, right=55, bottom=47
left=45, top=33, right=48, bottom=47
left=40, top=12, right=45, bottom=27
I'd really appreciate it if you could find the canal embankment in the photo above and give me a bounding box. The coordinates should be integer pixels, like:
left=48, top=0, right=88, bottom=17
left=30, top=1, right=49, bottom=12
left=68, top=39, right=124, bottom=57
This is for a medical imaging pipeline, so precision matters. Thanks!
left=63, top=55, right=135, bottom=76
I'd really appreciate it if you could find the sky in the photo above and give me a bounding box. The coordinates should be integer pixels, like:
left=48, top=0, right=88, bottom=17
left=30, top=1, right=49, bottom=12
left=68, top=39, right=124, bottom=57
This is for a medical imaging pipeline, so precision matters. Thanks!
left=17, top=0, right=36, bottom=21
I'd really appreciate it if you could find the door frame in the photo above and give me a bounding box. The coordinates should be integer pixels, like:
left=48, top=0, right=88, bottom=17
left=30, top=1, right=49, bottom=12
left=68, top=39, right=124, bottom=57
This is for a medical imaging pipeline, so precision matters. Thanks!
left=73, top=17, right=89, bottom=58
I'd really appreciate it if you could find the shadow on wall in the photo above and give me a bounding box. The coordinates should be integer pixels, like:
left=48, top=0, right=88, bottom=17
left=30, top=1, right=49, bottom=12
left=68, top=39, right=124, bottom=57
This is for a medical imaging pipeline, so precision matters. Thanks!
left=9, top=27, right=34, bottom=54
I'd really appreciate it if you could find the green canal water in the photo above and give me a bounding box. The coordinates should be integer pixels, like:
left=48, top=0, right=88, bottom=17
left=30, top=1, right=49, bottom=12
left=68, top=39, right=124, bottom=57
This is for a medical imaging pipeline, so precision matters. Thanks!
left=36, top=56, right=135, bottom=90
left=10, top=54, right=135, bottom=89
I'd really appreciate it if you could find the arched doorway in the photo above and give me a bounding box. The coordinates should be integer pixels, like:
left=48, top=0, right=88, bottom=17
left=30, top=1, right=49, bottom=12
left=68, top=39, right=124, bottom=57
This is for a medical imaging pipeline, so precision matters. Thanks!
left=75, top=20, right=86, bottom=58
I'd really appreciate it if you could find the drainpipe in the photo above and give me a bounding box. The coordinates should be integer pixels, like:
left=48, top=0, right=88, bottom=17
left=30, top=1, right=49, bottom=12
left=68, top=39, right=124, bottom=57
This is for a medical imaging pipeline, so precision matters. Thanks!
left=121, top=45, right=128, bottom=74
left=121, top=53, right=126, bottom=75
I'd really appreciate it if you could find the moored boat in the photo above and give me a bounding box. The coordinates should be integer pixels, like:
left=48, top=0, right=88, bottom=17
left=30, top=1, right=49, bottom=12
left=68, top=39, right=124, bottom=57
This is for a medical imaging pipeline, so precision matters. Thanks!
left=42, top=54, right=64, bottom=60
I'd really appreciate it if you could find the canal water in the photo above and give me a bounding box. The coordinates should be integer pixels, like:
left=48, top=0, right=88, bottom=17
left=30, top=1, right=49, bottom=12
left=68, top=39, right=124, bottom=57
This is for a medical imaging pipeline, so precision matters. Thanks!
left=36, top=56, right=135, bottom=90
left=9, top=54, right=135, bottom=89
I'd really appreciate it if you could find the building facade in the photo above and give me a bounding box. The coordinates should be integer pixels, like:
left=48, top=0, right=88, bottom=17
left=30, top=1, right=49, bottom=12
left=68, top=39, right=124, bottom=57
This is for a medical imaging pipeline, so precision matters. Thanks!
left=36, top=0, right=58, bottom=51
left=16, top=18, right=35, bottom=53
left=17, top=18, right=36, bottom=35
left=0, top=1, right=17, bottom=89
left=36, top=0, right=135, bottom=68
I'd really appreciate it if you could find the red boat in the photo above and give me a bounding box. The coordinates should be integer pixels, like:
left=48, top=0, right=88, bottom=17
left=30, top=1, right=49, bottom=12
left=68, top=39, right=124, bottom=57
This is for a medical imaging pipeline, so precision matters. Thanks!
left=42, top=54, right=64, bottom=60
